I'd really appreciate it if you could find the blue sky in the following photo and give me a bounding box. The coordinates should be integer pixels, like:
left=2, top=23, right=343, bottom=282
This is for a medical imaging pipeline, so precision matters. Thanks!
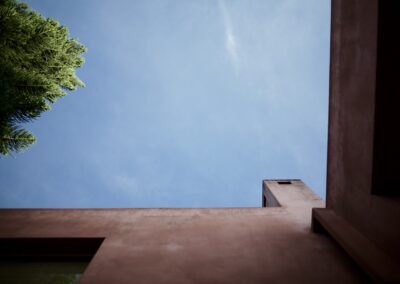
left=0, top=0, right=331, bottom=208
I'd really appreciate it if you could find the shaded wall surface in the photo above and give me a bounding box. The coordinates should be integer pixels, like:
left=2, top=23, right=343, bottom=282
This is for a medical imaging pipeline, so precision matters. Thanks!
left=0, top=181, right=368, bottom=284
left=327, top=0, right=400, bottom=260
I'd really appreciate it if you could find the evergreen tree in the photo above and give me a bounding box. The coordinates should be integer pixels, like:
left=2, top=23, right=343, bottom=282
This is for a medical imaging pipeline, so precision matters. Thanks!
left=0, top=0, right=86, bottom=155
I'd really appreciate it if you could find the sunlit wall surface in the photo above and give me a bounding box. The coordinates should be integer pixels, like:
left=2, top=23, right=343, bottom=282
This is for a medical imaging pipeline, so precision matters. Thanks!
left=0, top=0, right=331, bottom=207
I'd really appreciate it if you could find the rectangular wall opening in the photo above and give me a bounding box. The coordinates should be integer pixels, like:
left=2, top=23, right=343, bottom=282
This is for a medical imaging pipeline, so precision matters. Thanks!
left=0, top=238, right=104, bottom=284
left=372, top=0, right=400, bottom=195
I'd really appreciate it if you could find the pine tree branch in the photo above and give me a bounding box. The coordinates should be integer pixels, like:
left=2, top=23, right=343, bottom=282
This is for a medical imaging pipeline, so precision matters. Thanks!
left=1, top=135, right=35, bottom=141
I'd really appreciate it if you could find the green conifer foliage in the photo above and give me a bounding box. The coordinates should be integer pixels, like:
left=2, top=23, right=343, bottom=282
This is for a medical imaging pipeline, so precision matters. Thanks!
left=0, top=0, right=86, bottom=155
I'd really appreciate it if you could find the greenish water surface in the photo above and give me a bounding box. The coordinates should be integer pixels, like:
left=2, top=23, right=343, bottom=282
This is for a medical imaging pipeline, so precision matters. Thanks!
left=0, top=261, right=88, bottom=284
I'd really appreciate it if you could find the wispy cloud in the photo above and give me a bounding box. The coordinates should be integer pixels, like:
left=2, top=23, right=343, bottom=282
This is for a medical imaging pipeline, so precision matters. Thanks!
left=219, top=0, right=239, bottom=72
left=110, top=174, right=138, bottom=196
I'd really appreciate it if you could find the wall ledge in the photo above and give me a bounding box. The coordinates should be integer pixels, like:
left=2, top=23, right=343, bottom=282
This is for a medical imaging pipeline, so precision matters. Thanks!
left=312, top=208, right=400, bottom=283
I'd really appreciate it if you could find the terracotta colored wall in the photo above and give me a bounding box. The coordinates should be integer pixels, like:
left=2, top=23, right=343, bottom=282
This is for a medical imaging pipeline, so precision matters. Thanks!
left=0, top=181, right=368, bottom=284
left=327, top=0, right=400, bottom=260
